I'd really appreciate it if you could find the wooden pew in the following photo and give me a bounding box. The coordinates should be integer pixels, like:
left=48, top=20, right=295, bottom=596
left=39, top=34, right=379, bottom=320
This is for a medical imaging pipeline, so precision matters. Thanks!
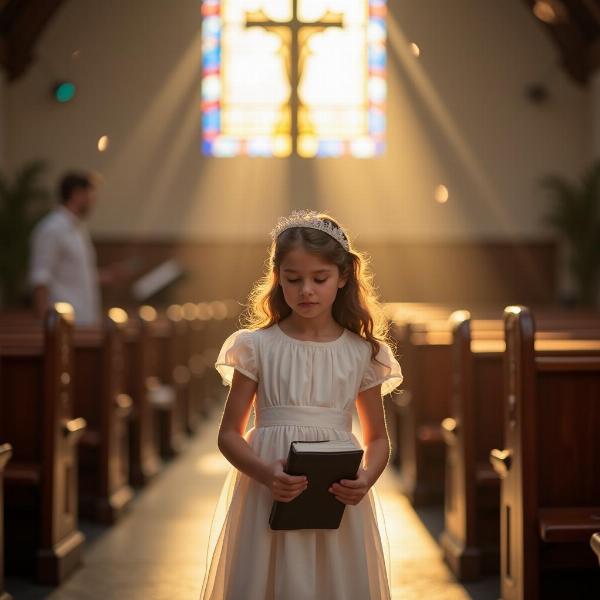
left=189, top=306, right=215, bottom=419
left=73, top=308, right=134, bottom=523
left=168, top=306, right=194, bottom=436
left=592, top=533, right=600, bottom=566
left=439, top=313, right=504, bottom=580
left=188, top=329, right=210, bottom=420
left=152, top=311, right=187, bottom=458
left=389, top=306, right=503, bottom=505
left=440, top=310, right=600, bottom=581
left=383, top=391, right=405, bottom=469
left=182, top=299, right=242, bottom=421
left=383, top=302, right=442, bottom=474
left=197, top=300, right=239, bottom=409
left=490, top=306, right=600, bottom=600
left=0, top=444, right=12, bottom=600
left=0, top=305, right=86, bottom=584
left=384, top=303, right=474, bottom=499
left=124, top=307, right=162, bottom=487
left=394, top=319, right=452, bottom=504
left=178, top=303, right=202, bottom=433
left=390, top=303, right=600, bottom=506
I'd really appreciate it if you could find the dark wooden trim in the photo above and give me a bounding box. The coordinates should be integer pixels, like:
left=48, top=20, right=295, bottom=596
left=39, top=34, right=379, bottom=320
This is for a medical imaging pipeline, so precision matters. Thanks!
left=0, top=444, right=13, bottom=600
left=0, top=0, right=64, bottom=81
left=522, top=0, right=600, bottom=84
left=95, top=238, right=558, bottom=309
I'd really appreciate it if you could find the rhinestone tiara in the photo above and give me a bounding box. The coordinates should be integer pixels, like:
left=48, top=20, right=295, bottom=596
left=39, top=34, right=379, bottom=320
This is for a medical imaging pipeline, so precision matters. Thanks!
left=270, top=210, right=350, bottom=251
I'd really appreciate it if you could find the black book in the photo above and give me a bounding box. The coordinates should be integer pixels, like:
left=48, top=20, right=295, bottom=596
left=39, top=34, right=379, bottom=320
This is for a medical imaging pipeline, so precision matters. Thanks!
left=269, top=440, right=364, bottom=530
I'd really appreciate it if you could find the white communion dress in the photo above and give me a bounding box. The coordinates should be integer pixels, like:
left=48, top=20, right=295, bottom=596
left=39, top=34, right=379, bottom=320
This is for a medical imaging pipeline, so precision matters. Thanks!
left=200, top=323, right=403, bottom=600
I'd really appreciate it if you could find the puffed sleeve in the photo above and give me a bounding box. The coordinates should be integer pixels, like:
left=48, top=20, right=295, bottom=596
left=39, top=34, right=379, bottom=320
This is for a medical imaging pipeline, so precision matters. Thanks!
left=215, top=329, right=258, bottom=386
left=359, top=341, right=403, bottom=396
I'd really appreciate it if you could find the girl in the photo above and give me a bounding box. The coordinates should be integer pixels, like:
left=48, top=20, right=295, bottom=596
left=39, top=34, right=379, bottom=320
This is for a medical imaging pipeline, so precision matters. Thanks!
left=200, top=210, right=403, bottom=600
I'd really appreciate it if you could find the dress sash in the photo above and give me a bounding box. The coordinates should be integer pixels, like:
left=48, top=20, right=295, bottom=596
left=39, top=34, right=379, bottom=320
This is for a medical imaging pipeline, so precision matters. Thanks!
left=255, top=405, right=352, bottom=432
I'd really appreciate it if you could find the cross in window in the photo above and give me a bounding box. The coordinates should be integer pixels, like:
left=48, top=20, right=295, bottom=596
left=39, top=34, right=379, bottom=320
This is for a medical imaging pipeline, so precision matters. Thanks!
left=245, top=2, right=344, bottom=155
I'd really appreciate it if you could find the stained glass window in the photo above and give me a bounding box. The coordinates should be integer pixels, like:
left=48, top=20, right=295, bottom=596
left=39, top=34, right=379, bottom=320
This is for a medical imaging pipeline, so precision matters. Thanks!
left=202, top=0, right=386, bottom=158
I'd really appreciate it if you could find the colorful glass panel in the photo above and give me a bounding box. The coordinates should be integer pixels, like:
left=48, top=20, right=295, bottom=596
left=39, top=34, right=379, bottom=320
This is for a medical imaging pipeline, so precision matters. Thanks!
left=201, top=0, right=386, bottom=157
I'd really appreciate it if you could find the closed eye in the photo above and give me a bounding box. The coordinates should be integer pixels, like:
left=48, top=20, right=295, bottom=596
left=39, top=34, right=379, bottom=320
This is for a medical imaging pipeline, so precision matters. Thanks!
left=285, top=278, right=328, bottom=284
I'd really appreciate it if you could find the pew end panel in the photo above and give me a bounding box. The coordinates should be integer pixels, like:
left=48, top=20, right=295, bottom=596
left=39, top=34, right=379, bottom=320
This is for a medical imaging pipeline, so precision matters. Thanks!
left=440, top=312, right=504, bottom=581
left=38, top=307, right=87, bottom=585
left=398, top=324, right=451, bottom=505
left=591, top=533, right=600, bottom=566
left=188, top=316, right=211, bottom=423
left=441, top=313, right=482, bottom=580
left=150, top=316, right=184, bottom=459
left=167, top=309, right=196, bottom=435
left=492, top=306, right=600, bottom=600
left=0, top=444, right=13, bottom=600
left=155, top=311, right=189, bottom=458
left=125, top=309, right=162, bottom=487
left=0, top=306, right=87, bottom=584
left=180, top=319, right=203, bottom=435
left=384, top=391, right=407, bottom=469
left=74, top=309, right=134, bottom=524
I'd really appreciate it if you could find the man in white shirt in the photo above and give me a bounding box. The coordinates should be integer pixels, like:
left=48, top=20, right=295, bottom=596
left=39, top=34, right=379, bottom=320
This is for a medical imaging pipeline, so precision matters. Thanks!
left=29, top=172, right=116, bottom=325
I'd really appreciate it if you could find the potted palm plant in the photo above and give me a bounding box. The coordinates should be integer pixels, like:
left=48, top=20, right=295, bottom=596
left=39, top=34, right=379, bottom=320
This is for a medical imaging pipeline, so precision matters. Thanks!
left=0, top=160, right=51, bottom=308
left=541, top=161, right=600, bottom=308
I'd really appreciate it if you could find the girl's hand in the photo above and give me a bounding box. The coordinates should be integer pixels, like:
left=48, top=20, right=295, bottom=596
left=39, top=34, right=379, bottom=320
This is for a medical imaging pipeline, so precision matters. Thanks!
left=265, top=458, right=308, bottom=503
left=328, top=469, right=371, bottom=505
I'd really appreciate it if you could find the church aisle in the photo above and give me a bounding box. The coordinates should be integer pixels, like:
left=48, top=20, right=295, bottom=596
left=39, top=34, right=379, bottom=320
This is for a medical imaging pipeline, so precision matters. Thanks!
left=44, top=416, right=224, bottom=599
left=39, top=410, right=497, bottom=600
left=377, top=469, right=498, bottom=600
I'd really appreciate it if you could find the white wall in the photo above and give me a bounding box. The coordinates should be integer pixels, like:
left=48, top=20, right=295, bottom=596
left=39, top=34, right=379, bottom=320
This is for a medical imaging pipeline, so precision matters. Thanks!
left=5, top=0, right=591, bottom=242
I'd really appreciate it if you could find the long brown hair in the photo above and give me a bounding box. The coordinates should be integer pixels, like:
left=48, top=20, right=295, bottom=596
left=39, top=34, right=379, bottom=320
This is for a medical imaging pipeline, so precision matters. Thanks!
left=241, top=213, right=391, bottom=361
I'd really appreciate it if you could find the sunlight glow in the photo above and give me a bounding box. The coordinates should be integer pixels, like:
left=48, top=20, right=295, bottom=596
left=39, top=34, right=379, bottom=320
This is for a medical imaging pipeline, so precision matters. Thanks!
left=167, top=304, right=184, bottom=321
left=182, top=302, right=199, bottom=320
left=434, top=184, right=449, bottom=204
left=195, top=451, right=231, bottom=475
left=532, top=0, right=567, bottom=24
left=108, top=307, right=128, bottom=324
left=139, top=305, right=157, bottom=322
left=197, top=302, right=213, bottom=320
left=54, top=302, right=74, bottom=321
left=209, top=301, right=228, bottom=320
left=449, top=310, right=471, bottom=325
left=97, top=135, right=109, bottom=152
left=409, top=42, right=420, bottom=57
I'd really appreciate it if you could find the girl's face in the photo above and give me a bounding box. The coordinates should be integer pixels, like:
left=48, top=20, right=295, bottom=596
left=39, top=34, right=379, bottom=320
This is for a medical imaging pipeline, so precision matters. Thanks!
left=278, top=245, right=347, bottom=319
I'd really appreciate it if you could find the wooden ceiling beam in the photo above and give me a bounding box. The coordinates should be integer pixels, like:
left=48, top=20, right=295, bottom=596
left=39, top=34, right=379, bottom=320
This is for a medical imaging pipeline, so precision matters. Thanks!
left=0, top=0, right=64, bottom=81
left=522, top=0, right=600, bottom=85
left=588, top=36, right=600, bottom=74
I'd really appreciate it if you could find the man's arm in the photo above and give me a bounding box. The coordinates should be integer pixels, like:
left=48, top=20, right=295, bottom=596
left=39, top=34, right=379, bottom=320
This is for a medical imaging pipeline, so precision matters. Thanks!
left=29, top=223, right=59, bottom=318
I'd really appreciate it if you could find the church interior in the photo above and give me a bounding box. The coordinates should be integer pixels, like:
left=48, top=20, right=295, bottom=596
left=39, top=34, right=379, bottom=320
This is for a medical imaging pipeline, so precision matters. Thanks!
left=1, top=0, right=600, bottom=598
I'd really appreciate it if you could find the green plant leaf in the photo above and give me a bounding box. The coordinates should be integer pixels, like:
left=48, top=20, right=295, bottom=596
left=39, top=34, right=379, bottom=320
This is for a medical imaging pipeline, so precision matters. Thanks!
left=540, top=162, right=600, bottom=306
left=0, top=159, right=52, bottom=307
